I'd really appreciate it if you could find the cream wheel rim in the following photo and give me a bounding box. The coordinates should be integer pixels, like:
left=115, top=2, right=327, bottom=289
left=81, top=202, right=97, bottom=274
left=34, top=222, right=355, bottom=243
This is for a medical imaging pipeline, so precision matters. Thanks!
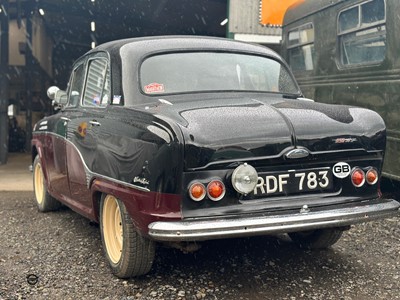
left=34, top=162, right=44, bottom=205
left=102, top=195, right=123, bottom=264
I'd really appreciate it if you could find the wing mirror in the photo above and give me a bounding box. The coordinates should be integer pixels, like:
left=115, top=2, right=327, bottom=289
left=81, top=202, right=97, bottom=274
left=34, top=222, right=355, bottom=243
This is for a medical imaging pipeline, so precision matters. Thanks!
left=47, top=86, right=68, bottom=110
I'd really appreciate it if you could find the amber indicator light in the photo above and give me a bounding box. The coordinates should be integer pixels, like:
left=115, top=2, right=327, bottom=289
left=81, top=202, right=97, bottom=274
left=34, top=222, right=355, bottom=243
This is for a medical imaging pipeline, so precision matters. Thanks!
left=189, top=183, right=206, bottom=201
left=207, top=180, right=225, bottom=201
left=366, top=169, right=378, bottom=185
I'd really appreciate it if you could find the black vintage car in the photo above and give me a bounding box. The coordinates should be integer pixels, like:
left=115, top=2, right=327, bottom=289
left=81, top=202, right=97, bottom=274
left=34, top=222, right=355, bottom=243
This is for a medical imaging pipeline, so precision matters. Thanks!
left=32, top=36, right=400, bottom=278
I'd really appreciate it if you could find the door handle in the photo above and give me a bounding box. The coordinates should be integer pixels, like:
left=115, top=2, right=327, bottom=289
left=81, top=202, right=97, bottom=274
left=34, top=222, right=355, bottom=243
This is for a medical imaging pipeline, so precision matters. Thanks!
left=89, top=120, right=101, bottom=126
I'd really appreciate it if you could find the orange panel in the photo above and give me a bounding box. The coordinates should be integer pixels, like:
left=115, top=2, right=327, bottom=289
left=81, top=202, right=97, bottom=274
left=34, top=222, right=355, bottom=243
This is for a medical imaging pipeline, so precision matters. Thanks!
left=260, top=0, right=304, bottom=26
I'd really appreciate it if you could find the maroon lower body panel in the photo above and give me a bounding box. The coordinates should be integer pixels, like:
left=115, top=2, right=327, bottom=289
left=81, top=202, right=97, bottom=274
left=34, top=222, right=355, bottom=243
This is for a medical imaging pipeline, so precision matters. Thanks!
left=91, top=178, right=182, bottom=236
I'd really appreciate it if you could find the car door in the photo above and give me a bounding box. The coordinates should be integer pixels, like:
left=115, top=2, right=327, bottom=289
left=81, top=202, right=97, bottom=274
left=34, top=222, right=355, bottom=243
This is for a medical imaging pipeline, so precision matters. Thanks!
left=41, top=112, right=71, bottom=200
left=43, top=61, right=86, bottom=200
left=66, top=54, right=111, bottom=211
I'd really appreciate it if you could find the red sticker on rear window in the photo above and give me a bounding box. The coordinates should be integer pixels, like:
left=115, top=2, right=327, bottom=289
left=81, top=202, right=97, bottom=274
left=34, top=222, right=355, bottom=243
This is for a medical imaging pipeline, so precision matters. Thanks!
left=144, top=83, right=165, bottom=93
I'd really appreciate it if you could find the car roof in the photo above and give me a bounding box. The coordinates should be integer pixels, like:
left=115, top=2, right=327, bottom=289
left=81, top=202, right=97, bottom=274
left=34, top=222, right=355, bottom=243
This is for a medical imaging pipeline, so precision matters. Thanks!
left=76, top=36, right=287, bottom=107
left=87, top=35, right=281, bottom=60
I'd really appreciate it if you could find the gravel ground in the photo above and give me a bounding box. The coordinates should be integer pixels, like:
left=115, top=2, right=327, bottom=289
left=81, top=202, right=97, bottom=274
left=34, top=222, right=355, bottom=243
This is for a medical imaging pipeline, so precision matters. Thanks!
left=1, top=191, right=400, bottom=300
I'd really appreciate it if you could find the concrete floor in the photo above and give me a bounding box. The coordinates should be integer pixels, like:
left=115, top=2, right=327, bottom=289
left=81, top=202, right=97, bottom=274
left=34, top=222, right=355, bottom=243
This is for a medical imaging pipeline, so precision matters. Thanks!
left=0, top=153, right=33, bottom=191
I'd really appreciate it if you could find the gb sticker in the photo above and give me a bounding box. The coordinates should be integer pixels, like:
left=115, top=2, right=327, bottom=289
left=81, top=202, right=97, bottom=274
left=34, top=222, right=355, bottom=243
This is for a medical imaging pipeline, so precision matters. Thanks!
left=332, top=162, right=351, bottom=178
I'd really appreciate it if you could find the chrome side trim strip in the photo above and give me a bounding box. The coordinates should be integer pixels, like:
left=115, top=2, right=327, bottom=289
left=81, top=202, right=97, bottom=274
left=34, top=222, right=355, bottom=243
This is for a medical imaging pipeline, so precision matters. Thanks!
left=33, top=131, right=150, bottom=192
left=148, top=199, right=400, bottom=241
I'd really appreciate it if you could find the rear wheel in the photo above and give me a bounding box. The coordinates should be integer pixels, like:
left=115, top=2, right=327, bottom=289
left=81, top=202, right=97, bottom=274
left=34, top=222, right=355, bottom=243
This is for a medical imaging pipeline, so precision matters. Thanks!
left=100, top=194, right=155, bottom=278
left=288, top=228, right=344, bottom=249
left=33, top=155, right=61, bottom=212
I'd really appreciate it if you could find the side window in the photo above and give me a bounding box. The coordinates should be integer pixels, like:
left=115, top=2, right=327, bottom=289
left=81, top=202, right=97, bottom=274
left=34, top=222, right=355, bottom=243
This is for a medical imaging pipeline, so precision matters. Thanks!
left=82, top=58, right=110, bottom=107
left=338, top=0, right=386, bottom=67
left=287, top=23, right=315, bottom=72
left=67, top=64, right=85, bottom=107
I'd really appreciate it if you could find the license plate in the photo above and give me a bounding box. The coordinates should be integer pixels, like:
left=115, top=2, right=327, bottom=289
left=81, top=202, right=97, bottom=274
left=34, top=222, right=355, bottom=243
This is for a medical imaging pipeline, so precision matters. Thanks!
left=253, top=168, right=333, bottom=196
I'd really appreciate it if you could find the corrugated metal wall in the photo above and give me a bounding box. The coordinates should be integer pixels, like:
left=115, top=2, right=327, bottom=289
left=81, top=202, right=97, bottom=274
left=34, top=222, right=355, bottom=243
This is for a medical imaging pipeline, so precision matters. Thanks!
left=228, top=0, right=282, bottom=36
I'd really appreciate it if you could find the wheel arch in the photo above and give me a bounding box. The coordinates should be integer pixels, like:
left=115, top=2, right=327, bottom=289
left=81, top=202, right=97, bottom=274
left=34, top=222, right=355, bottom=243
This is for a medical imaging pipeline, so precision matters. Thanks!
left=91, top=189, right=103, bottom=223
left=32, top=145, right=38, bottom=164
left=89, top=179, right=141, bottom=225
left=31, top=143, right=50, bottom=188
left=89, top=174, right=182, bottom=237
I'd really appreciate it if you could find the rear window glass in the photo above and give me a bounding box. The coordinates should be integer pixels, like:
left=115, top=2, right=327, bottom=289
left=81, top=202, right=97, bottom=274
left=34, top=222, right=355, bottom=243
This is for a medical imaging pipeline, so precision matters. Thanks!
left=140, top=52, right=300, bottom=95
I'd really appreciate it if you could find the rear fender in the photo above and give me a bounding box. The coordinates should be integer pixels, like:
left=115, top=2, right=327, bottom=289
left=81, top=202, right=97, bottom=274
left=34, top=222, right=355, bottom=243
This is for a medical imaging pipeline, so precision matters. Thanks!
left=31, top=140, right=51, bottom=190
left=90, top=178, right=182, bottom=236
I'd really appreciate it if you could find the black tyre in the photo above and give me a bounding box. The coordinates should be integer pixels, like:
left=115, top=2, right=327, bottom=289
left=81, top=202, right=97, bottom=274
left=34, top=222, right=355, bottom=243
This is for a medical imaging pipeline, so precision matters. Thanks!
left=33, top=155, right=61, bottom=212
left=288, top=228, right=344, bottom=249
left=100, top=194, right=155, bottom=278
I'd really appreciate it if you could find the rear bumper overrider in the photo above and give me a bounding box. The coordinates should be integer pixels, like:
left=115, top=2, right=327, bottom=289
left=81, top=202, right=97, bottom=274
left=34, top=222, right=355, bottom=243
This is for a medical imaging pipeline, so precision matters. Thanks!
left=148, top=198, right=400, bottom=241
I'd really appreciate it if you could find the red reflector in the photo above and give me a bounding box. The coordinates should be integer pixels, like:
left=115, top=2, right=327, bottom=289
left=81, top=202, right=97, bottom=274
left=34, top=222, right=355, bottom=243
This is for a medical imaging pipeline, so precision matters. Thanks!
left=189, top=183, right=206, bottom=201
left=351, top=168, right=365, bottom=187
left=207, top=180, right=225, bottom=201
left=366, top=169, right=378, bottom=185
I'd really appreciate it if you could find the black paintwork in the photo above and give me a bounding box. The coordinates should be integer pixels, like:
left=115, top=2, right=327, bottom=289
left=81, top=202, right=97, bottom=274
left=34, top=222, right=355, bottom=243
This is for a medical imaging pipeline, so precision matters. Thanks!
left=32, top=36, right=387, bottom=226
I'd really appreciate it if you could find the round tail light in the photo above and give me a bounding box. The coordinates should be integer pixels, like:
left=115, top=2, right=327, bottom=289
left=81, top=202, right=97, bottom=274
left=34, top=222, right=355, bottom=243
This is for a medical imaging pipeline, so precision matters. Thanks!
left=189, top=182, right=206, bottom=201
left=231, top=163, right=258, bottom=195
left=351, top=168, right=365, bottom=187
left=207, top=180, right=225, bottom=201
left=366, top=168, right=378, bottom=185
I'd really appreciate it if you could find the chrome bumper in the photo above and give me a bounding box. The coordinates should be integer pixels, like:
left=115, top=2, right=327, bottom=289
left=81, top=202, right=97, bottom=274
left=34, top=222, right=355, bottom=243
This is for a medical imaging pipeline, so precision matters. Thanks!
left=148, top=199, right=400, bottom=241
